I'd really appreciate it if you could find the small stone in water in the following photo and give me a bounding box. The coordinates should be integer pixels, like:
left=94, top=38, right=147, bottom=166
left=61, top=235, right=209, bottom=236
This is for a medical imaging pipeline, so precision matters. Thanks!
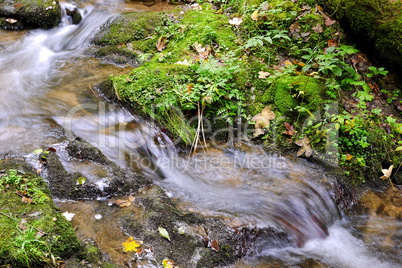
left=94, top=214, right=102, bottom=220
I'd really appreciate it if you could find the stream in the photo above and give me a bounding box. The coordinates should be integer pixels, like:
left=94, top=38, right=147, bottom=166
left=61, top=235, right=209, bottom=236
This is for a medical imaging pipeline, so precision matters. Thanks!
left=1, top=1, right=401, bottom=267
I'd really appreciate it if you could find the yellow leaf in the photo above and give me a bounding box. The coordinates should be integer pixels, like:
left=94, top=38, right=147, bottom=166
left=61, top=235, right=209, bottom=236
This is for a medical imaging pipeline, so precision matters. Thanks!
left=122, top=236, right=142, bottom=252
left=380, top=165, right=393, bottom=180
left=284, top=60, right=293, bottom=66
left=251, top=9, right=259, bottom=21
left=345, top=154, right=353, bottom=161
left=162, top=258, right=175, bottom=268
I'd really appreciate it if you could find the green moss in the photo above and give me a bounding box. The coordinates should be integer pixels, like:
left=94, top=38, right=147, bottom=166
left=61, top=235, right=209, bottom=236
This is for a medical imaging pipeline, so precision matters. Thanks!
left=259, top=74, right=325, bottom=117
left=0, top=164, right=82, bottom=267
left=0, top=0, right=61, bottom=29
left=108, top=8, right=240, bottom=143
left=317, top=0, right=402, bottom=65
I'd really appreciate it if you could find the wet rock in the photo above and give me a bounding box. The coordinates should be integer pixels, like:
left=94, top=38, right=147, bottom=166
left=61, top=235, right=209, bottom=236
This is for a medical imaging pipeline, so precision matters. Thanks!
left=0, top=0, right=61, bottom=29
left=64, top=4, right=81, bottom=25
left=119, top=186, right=289, bottom=267
left=39, top=136, right=152, bottom=200
left=43, top=151, right=103, bottom=199
left=358, top=188, right=402, bottom=218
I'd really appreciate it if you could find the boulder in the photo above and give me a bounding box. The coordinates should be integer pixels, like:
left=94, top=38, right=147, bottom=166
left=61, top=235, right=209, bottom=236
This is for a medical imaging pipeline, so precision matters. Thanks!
left=0, top=0, right=61, bottom=29
left=317, top=0, right=402, bottom=69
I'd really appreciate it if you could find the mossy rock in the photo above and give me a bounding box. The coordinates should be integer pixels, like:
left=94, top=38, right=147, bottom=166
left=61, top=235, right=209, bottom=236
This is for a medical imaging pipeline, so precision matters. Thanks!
left=316, top=0, right=402, bottom=68
left=0, top=158, right=82, bottom=267
left=259, top=74, right=325, bottom=117
left=0, top=0, right=61, bottom=29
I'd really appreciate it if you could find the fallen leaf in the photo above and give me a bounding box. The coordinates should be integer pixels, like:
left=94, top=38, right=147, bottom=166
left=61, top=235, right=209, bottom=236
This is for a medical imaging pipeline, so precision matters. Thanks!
left=251, top=9, right=259, bottom=21
left=176, top=59, right=191, bottom=66
left=261, top=2, right=269, bottom=11
left=345, top=154, right=353, bottom=161
left=158, top=227, right=171, bottom=242
left=62, top=211, right=75, bottom=221
left=190, top=3, right=202, bottom=10
left=258, top=71, right=271, bottom=79
left=13, top=3, right=23, bottom=7
left=115, top=199, right=131, bottom=208
left=32, top=148, right=43, bottom=155
left=19, top=219, right=27, bottom=231
left=210, top=240, right=220, bottom=252
left=122, top=236, right=142, bottom=252
left=324, top=16, right=336, bottom=27
left=21, top=196, right=33, bottom=204
left=228, top=17, right=243, bottom=26
left=162, top=258, right=175, bottom=268
left=327, top=39, right=338, bottom=47
left=156, top=36, right=167, bottom=52
left=283, top=122, right=296, bottom=136
left=295, top=136, right=312, bottom=158
left=312, top=23, right=323, bottom=33
left=35, top=230, right=45, bottom=238
left=76, top=177, right=87, bottom=185
left=251, top=106, right=276, bottom=137
left=6, top=18, right=18, bottom=24
left=289, top=22, right=301, bottom=38
left=380, top=165, right=393, bottom=180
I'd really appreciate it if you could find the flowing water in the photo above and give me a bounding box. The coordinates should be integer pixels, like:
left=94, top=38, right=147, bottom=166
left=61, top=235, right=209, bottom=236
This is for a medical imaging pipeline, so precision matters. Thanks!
left=1, top=1, right=401, bottom=267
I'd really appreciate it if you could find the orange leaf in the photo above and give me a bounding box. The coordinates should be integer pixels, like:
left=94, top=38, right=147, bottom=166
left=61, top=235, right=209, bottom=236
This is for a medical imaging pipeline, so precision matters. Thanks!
left=210, top=240, right=220, bottom=252
left=345, top=154, right=353, bottom=161
left=283, top=122, right=296, bottom=136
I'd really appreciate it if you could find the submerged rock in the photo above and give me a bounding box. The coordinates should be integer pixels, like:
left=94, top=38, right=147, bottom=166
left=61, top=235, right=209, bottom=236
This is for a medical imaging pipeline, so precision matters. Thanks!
left=0, top=0, right=61, bottom=29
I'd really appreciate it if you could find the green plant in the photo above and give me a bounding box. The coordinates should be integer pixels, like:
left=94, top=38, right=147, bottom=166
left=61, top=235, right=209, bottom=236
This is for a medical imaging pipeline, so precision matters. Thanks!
left=12, top=225, right=56, bottom=267
left=0, top=169, right=50, bottom=204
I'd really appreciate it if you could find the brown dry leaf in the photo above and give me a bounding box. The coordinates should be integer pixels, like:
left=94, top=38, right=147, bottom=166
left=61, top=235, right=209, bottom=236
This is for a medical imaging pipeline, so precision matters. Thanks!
left=295, top=136, right=312, bottom=158
left=283, top=122, right=296, bottom=136
left=156, top=36, right=167, bottom=52
left=289, top=22, right=301, bottom=38
left=261, top=2, right=269, bottom=11
left=325, top=16, right=336, bottom=27
left=312, top=23, right=323, bottom=33
left=22, top=196, right=33, bottom=204
left=251, top=9, right=259, bottom=21
left=251, top=106, right=276, bottom=137
left=258, top=71, right=271, bottom=79
left=116, top=199, right=131, bottom=208
left=380, top=165, right=393, bottom=180
left=19, top=219, right=28, bottom=231
left=210, top=240, right=220, bottom=252
left=327, top=39, right=338, bottom=47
